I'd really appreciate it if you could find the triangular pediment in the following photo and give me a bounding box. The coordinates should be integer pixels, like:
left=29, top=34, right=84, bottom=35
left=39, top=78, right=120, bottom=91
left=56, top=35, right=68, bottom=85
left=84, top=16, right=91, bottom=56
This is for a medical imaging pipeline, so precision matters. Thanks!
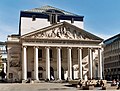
left=21, top=22, right=103, bottom=41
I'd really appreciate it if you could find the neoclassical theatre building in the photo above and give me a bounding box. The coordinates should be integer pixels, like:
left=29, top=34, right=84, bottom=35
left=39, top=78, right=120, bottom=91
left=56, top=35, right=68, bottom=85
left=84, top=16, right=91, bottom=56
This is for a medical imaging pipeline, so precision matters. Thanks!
left=6, top=5, right=103, bottom=82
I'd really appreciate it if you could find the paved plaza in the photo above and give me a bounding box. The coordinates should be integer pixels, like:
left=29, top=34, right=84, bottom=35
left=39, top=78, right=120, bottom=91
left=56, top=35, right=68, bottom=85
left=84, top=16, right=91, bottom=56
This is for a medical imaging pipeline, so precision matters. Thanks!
left=0, top=82, right=119, bottom=91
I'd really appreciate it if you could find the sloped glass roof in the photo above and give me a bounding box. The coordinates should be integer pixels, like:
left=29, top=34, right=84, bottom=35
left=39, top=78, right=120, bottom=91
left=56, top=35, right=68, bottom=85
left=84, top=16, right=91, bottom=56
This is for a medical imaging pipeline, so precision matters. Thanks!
left=23, top=5, right=80, bottom=16
left=104, top=33, right=120, bottom=45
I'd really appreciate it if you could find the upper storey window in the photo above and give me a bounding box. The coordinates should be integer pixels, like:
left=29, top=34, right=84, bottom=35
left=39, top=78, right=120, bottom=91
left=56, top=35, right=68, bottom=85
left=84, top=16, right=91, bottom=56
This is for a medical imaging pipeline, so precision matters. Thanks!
left=50, top=14, right=57, bottom=24
left=32, top=15, right=36, bottom=21
left=71, top=18, right=74, bottom=23
left=45, top=9, right=64, bottom=24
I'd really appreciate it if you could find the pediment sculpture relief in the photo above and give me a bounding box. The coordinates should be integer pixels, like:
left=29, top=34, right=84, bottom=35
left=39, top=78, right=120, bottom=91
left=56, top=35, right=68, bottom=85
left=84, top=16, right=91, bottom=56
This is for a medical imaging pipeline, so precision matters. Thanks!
left=30, top=26, right=91, bottom=40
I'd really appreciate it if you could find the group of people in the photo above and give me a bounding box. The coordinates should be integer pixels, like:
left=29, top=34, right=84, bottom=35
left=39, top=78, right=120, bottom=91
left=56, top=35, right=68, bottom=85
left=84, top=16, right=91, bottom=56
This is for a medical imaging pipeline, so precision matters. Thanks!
left=111, top=79, right=120, bottom=89
left=78, top=79, right=104, bottom=88
left=96, top=80, right=104, bottom=87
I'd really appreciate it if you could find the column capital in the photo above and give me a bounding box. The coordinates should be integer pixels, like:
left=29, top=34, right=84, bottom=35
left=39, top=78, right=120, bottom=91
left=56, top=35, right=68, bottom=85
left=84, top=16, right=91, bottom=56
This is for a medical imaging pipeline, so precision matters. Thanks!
left=98, top=48, right=102, bottom=50
left=56, top=47, right=61, bottom=49
left=88, top=47, right=93, bottom=50
left=34, top=46, right=39, bottom=49
left=45, top=46, right=50, bottom=49
left=22, top=46, right=27, bottom=48
left=77, top=47, right=83, bottom=50
left=67, top=47, right=72, bottom=49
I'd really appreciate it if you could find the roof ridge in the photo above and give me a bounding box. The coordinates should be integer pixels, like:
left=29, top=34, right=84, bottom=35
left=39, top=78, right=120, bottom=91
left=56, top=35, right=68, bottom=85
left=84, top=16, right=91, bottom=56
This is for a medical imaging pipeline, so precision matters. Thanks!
left=23, top=5, right=80, bottom=16
left=40, top=5, right=78, bottom=15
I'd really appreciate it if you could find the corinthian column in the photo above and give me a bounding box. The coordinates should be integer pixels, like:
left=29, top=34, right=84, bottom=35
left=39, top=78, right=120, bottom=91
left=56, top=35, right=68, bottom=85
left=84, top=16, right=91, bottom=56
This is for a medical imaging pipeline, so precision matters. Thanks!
left=78, top=48, right=82, bottom=79
left=67, top=47, right=72, bottom=80
left=46, top=47, right=50, bottom=80
left=34, top=46, right=39, bottom=80
left=98, top=48, right=103, bottom=79
left=57, top=47, right=61, bottom=80
left=88, top=48, right=93, bottom=79
left=22, top=46, right=27, bottom=80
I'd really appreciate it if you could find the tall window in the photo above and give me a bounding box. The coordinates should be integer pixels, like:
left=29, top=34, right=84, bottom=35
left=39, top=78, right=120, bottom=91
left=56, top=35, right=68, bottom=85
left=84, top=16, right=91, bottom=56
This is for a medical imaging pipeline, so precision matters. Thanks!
left=46, top=9, right=62, bottom=24
left=38, top=49, right=42, bottom=61
left=50, top=49, right=53, bottom=58
left=50, top=49, right=53, bottom=61
left=9, top=73, right=13, bottom=79
left=39, top=73, right=43, bottom=78
left=71, top=50, right=73, bottom=59
left=61, top=49, right=62, bottom=61
left=27, top=72, right=31, bottom=78
left=38, top=67, right=43, bottom=71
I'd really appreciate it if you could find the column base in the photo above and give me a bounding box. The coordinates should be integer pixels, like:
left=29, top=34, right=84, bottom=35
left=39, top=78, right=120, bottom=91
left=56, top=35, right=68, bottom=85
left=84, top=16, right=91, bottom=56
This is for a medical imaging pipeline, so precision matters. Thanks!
left=56, top=78, right=61, bottom=81
left=55, top=79, right=62, bottom=82
left=67, top=77, right=72, bottom=81
left=45, top=78, right=50, bottom=82
left=34, top=80, right=40, bottom=83
left=22, top=80, right=27, bottom=83
left=22, top=79, right=40, bottom=83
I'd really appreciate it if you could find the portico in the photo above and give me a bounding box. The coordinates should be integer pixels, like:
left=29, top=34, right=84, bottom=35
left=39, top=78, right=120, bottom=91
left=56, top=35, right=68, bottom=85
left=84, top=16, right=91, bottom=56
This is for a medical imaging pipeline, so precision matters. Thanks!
left=6, top=6, right=103, bottom=82
left=22, top=44, right=103, bottom=81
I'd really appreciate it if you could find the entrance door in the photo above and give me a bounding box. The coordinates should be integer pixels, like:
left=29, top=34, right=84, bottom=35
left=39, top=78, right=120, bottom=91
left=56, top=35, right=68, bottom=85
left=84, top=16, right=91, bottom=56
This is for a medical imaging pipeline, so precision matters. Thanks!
left=61, top=67, right=64, bottom=80
left=38, top=67, right=43, bottom=80
left=50, top=67, right=54, bottom=80
left=27, top=71, right=31, bottom=78
left=72, top=67, right=74, bottom=80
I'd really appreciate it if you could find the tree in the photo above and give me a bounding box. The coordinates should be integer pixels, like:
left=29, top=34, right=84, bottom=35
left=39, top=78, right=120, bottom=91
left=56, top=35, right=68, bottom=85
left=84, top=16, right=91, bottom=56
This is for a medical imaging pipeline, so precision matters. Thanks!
left=0, top=55, right=3, bottom=72
left=0, top=68, right=6, bottom=80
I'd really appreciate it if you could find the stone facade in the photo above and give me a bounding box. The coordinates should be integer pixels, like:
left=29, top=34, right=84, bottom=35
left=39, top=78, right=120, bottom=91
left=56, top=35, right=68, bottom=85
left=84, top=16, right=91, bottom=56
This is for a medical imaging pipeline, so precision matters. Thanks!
left=104, top=34, right=120, bottom=80
left=6, top=5, right=103, bottom=82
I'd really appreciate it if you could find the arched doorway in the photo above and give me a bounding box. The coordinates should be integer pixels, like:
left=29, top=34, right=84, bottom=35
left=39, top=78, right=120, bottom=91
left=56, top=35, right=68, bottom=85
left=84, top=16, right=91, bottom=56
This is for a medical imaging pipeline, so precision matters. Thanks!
left=50, top=67, right=54, bottom=80
left=61, top=67, right=64, bottom=80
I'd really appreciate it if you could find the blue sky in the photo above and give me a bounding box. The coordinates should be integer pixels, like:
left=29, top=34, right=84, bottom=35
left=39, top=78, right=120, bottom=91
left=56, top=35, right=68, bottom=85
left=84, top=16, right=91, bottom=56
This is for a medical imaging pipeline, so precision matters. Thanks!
left=0, top=0, right=120, bottom=42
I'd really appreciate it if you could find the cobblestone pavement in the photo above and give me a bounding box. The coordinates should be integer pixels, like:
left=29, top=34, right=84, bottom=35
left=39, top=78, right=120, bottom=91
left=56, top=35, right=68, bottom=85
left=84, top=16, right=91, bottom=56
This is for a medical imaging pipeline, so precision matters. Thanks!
left=0, top=82, right=119, bottom=91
